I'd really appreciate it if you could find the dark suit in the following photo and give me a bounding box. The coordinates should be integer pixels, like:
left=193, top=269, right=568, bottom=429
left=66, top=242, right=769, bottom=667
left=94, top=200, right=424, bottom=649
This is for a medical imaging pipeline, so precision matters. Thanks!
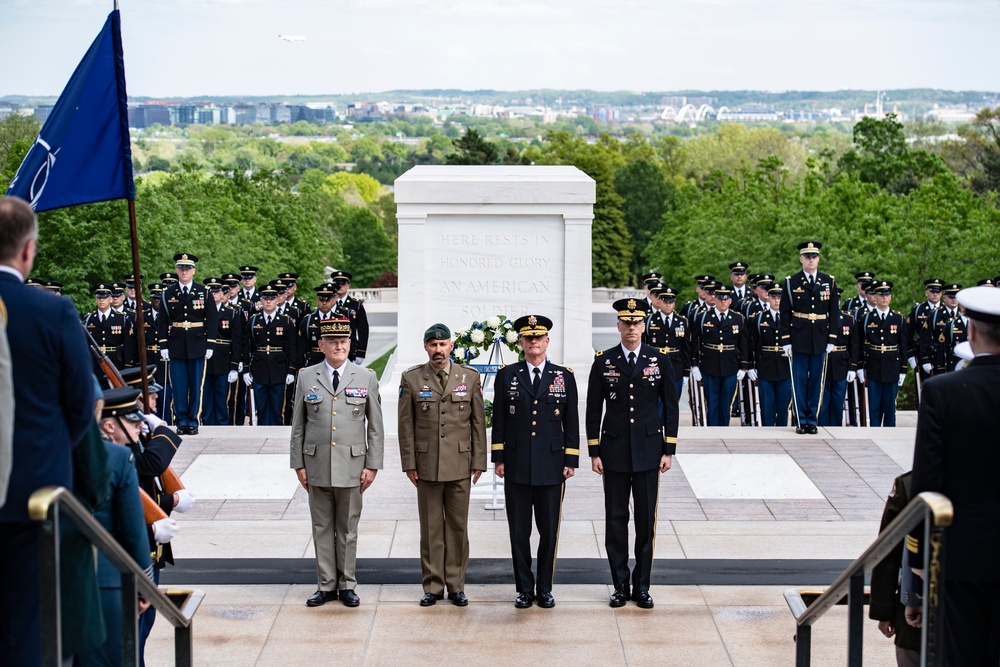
left=910, top=355, right=1000, bottom=666
left=779, top=271, right=839, bottom=427
left=491, top=361, right=579, bottom=596
left=0, top=270, right=94, bottom=667
left=586, top=344, right=678, bottom=595
left=157, top=281, right=219, bottom=429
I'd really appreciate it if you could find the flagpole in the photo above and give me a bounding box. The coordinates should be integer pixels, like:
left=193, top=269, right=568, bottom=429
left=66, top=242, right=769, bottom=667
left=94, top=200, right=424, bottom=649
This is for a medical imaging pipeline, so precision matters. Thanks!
left=127, top=200, right=152, bottom=412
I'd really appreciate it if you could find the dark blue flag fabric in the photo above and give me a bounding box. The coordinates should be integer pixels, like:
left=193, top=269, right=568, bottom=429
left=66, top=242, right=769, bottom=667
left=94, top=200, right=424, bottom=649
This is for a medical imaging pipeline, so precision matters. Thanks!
left=5, top=10, right=134, bottom=212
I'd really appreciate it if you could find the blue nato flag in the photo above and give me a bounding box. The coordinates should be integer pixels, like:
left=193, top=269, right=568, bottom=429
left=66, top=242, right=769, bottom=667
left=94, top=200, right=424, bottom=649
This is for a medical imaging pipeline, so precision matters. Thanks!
left=5, top=10, right=134, bottom=212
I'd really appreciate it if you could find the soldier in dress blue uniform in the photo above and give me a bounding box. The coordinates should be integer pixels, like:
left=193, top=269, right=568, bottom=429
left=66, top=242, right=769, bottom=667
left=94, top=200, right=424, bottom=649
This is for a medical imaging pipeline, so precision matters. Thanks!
left=143, top=283, right=172, bottom=423
left=123, top=273, right=148, bottom=313
left=856, top=280, right=908, bottom=427
left=202, top=278, right=244, bottom=426
left=641, top=271, right=662, bottom=313
left=852, top=280, right=878, bottom=321
left=587, top=298, right=678, bottom=609
left=778, top=241, right=840, bottom=434
left=330, top=270, right=370, bottom=365
left=643, top=284, right=689, bottom=400
left=843, top=272, right=875, bottom=312
left=242, top=285, right=297, bottom=425
left=749, top=285, right=792, bottom=427
left=491, top=315, right=579, bottom=610
left=238, top=265, right=261, bottom=306
left=44, top=279, right=63, bottom=295
left=279, top=272, right=311, bottom=321
left=679, top=274, right=714, bottom=322
left=84, top=282, right=137, bottom=383
left=741, top=274, right=774, bottom=321
left=110, top=281, right=128, bottom=315
left=156, top=253, right=219, bottom=436
left=298, top=283, right=340, bottom=369
left=906, top=278, right=943, bottom=390
left=728, top=261, right=750, bottom=311
left=690, top=285, right=749, bottom=426
left=918, top=283, right=966, bottom=376
left=818, top=287, right=861, bottom=427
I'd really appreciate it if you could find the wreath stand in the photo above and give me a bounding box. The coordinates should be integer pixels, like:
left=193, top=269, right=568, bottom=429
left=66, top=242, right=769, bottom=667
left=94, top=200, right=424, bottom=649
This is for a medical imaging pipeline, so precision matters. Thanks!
left=470, top=337, right=507, bottom=511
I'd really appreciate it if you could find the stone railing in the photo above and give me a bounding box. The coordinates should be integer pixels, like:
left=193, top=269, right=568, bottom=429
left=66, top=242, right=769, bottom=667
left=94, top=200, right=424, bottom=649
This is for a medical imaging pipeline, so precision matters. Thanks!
left=351, top=288, right=397, bottom=303
left=349, top=287, right=639, bottom=304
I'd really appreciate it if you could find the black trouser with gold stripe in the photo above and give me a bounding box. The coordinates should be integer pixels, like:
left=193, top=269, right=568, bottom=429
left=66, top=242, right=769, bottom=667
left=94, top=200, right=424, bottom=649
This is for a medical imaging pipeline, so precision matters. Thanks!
left=603, top=468, right=659, bottom=594
left=504, top=481, right=564, bottom=596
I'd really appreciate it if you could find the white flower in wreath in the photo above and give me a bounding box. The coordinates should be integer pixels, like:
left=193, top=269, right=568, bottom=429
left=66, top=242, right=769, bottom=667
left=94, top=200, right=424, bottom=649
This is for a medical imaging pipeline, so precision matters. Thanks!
left=505, top=330, right=518, bottom=344
left=454, top=347, right=467, bottom=359
left=485, top=315, right=501, bottom=329
left=470, top=329, right=485, bottom=344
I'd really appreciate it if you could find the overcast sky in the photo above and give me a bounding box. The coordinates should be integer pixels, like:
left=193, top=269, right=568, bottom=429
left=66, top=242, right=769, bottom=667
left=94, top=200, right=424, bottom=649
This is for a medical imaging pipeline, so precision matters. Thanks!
left=1, top=0, right=997, bottom=98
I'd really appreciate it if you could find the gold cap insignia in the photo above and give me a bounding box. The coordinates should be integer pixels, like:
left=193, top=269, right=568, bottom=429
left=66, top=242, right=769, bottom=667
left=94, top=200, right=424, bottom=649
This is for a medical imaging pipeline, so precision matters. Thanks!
left=627, top=299, right=636, bottom=310
left=528, top=315, right=537, bottom=326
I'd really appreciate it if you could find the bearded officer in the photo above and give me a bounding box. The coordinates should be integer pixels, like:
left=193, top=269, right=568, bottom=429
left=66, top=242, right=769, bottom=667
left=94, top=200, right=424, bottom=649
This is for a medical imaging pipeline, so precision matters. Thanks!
left=291, top=318, right=384, bottom=608
left=587, top=298, right=678, bottom=609
left=491, top=315, right=579, bottom=609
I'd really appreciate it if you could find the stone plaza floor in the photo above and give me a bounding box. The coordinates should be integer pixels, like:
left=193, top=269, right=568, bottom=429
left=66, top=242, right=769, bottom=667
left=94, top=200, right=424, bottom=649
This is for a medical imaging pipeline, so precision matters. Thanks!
left=144, top=419, right=918, bottom=666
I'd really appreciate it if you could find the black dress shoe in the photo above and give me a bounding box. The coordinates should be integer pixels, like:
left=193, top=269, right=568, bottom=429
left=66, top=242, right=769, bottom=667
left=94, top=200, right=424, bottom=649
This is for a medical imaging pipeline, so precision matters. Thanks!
left=514, top=593, right=534, bottom=609
left=187, top=426, right=199, bottom=436
left=419, top=593, right=443, bottom=607
left=609, top=587, right=629, bottom=608
left=806, top=424, right=818, bottom=434
left=175, top=425, right=189, bottom=435
left=339, top=589, right=360, bottom=607
left=633, top=590, right=654, bottom=609
left=536, top=592, right=555, bottom=609
left=795, top=425, right=807, bottom=434
left=306, top=590, right=337, bottom=607
left=448, top=591, right=469, bottom=607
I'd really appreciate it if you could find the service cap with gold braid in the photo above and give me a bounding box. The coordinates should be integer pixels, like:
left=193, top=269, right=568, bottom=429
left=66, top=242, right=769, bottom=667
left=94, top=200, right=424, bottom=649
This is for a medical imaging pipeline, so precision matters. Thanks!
left=612, top=298, right=650, bottom=322
left=120, top=364, right=163, bottom=394
left=320, top=318, right=351, bottom=338
left=93, top=282, right=113, bottom=297
left=173, top=253, right=198, bottom=268
left=513, top=314, right=552, bottom=337
left=797, top=241, right=822, bottom=256
left=100, top=387, right=146, bottom=422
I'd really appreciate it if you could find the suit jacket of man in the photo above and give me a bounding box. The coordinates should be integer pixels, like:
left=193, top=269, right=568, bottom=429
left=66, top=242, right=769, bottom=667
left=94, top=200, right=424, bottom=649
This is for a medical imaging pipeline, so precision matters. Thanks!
left=157, top=281, right=219, bottom=360
left=208, top=303, right=244, bottom=375
left=334, top=295, right=370, bottom=361
left=779, top=270, right=840, bottom=354
left=83, top=309, right=136, bottom=371
left=398, top=362, right=487, bottom=482
left=586, top=344, right=679, bottom=474
left=643, top=311, right=690, bottom=379
left=290, top=361, right=384, bottom=487
left=491, top=361, right=580, bottom=486
left=245, top=312, right=296, bottom=385
left=749, top=309, right=790, bottom=382
left=910, top=355, right=1000, bottom=581
left=826, top=311, right=860, bottom=382
left=0, top=297, right=12, bottom=508
left=0, top=272, right=93, bottom=522
left=857, top=309, right=908, bottom=383
left=690, top=309, right=749, bottom=377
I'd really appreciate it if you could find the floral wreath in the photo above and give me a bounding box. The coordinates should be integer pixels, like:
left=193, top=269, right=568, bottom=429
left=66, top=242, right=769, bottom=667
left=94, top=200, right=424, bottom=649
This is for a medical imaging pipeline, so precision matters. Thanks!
left=450, top=315, right=521, bottom=363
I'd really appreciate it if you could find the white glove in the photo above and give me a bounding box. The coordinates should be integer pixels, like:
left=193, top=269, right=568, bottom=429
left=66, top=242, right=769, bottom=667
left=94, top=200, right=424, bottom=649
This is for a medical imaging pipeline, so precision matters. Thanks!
left=355, top=357, right=365, bottom=365
left=144, top=412, right=165, bottom=432
left=736, top=369, right=746, bottom=381
left=856, top=369, right=866, bottom=384
left=908, top=356, right=918, bottom=369
left=782, top=344, right=792, bottom=357
left=172, top=488, right=196, bottom=513
left=846, top=370, right=856, bottom=384
left=160, top=349, right=169, bottom=361
left=921, top=363, right=932, bottom=374
left=826, top=343, right=835, bottom=354
left=956, top=359, right=968, bottom=371
left=898, top=373, right=907, bottom=387
left=237, top=361, right=244, bottom=372
left=227, top=370, right=238, bottom=383
left=243, top=372, right=253, bottom=386
left=152, top=518, right=179, bottom=544
left=205, top=349, right=214, bottom=360
left=690, top=366, right=702, bottom=382
left=747, top=369, right=758, bottom=382
left=285, top=373, right=295, bottom=385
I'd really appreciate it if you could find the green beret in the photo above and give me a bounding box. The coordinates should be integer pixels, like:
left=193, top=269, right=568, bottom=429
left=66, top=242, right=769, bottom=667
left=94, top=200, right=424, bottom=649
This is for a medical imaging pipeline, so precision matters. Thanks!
left=423, top=323, right=452, bottom=342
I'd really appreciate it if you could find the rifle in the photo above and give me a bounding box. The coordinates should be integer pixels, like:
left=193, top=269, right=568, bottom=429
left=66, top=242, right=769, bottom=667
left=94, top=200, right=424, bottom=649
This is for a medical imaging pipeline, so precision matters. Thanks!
left=84, top=325, right=126, bottom=388
left=696, top=380, right=707, bottom=426
left=751, top=380, right=761, bottom=427
left=687, top=376, right=699, bottom=426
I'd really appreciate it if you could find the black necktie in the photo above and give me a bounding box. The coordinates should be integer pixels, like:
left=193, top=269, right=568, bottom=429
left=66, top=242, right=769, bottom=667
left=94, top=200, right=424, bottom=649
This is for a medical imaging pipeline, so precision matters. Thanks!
left=532, top=367, right=541, bottom=392
left=628, top=352, right=636, bottom=370
left=808, top=275, right=814, bottom=286
left=332, top=369, right=339, bottom=392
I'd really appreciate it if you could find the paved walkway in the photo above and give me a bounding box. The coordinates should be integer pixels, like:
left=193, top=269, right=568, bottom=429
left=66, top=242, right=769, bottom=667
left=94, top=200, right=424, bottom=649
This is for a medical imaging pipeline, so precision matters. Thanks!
left=141, top=421, right=916, bottom=665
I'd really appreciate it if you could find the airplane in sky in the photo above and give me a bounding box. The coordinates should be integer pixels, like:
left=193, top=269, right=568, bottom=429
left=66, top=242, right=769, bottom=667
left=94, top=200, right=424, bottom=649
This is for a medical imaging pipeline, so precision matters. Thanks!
left=278, top=34, right=306, bottom=42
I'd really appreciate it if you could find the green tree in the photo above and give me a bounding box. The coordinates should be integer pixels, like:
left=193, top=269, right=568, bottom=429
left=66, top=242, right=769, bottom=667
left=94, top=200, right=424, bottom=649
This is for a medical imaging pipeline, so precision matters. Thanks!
left=837, top=114, right=947, bottom=194
left=446, top=128, right=500, bottom=165
left=0, top=114, right=40, bottom=190
left=614, top=157, right=674, bottom=277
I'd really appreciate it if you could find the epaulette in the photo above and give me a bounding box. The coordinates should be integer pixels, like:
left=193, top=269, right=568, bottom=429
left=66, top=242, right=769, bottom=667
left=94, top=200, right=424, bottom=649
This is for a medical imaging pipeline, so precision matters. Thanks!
left=830, top=275, right=835, bottom=280
left=595, top=350, right=603, bottom=357
left=498, top=364, right=506, bottom=370
left=659, top=347, right=668, bottom=354
left=404, top=364, right=422, bottom=373
left=786, top=275, right=792, bottom=280
left=566, top=367, right=574, bottom=373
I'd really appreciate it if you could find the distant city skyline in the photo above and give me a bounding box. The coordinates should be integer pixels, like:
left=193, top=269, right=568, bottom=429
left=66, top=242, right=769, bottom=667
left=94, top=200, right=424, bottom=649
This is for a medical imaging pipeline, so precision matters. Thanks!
left=1, top=0, right=997, bottom=98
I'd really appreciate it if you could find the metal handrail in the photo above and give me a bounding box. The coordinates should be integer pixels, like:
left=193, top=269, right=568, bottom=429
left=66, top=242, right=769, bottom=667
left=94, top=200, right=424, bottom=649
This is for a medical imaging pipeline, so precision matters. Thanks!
left=784, top=491, right=952, bottom=667
left=29, top=486, right=204, bottom=667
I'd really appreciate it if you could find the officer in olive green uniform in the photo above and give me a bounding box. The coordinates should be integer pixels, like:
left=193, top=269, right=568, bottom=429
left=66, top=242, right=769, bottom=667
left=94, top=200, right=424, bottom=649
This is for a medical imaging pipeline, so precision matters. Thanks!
left=398, top=323, right=487, bottom=607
